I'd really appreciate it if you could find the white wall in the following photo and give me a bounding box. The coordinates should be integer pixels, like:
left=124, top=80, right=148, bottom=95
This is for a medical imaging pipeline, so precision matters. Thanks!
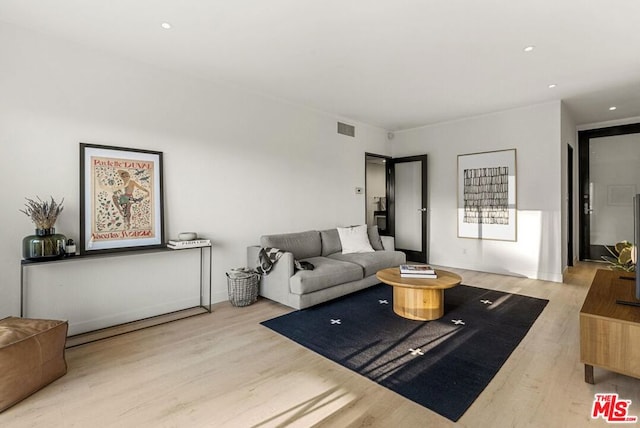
left=0, top=23, right=390, bottom=325
left=391, top=102, right=564, bottom=282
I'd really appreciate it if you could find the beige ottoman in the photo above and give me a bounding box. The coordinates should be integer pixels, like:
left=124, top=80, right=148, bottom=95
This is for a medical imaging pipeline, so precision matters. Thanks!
left=0, top=317, right=68, bottom=412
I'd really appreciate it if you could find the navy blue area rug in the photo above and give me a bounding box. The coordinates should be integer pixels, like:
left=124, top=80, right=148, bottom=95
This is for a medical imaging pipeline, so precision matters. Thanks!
left=261, top=283, right=548, bottom=422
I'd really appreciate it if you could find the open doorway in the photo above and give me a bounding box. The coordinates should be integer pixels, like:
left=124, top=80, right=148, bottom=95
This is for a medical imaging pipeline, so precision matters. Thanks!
left=365, top=153, right=390, bottom=234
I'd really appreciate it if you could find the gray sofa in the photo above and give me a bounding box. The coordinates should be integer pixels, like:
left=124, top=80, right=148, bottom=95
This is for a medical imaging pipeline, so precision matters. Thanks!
left=246, top=228, right=406, bottom=309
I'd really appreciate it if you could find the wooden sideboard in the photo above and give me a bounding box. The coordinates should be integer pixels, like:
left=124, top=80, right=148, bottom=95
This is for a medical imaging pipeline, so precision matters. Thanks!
left=580, top=269, right=640, bottom=383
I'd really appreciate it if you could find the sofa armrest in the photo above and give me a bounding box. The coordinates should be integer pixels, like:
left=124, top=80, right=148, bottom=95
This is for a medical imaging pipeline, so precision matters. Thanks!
left=246, top=246, right=295, bottom=305
left=381, top=235, right=395, bottom=251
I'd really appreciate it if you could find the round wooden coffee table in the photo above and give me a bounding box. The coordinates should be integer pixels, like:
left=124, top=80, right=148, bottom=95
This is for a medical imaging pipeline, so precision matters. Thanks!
left=376, top=267, right=462, bottom=321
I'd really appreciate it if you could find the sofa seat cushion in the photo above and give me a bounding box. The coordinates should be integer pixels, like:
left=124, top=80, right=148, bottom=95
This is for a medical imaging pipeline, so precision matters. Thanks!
left=328, top=250, right=406, bottom=277
left=289, top=256, right=364, bottom=295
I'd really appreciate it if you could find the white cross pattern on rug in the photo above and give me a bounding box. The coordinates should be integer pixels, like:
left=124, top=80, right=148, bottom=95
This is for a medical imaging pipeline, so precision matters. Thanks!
left=451, top=319, right=465, bottom=325
left=409, top=348, right=424, bottom=356
left=379, top=299, right=389, bottom=304
left=330, top=319, right=341, bottom=325
left=481, top=299, right=493, bottom=305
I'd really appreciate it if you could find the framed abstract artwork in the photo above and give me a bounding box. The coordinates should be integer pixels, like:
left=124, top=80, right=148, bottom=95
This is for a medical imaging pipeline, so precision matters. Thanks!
left=457, top=149, right=517, bottom=241
left=79, top=143, right=165, bottom=254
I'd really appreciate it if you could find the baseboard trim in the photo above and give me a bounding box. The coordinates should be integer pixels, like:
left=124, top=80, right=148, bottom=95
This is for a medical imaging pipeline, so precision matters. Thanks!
left=65, top=306, right=210, bottom=348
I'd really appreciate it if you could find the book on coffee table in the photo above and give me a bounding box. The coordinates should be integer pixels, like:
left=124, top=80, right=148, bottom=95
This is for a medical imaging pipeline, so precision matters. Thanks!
left=400, top=273, right=438, bottom=279
left=399, top=264, right=436, bottom=275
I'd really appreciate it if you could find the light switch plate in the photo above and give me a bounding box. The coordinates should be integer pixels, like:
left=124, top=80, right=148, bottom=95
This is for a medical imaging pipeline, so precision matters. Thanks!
left=355, top=187, right=363, bottom=194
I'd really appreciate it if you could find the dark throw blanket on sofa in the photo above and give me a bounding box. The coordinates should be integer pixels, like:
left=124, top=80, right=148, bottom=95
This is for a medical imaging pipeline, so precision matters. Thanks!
left=257, top=247, right=314, bottom=274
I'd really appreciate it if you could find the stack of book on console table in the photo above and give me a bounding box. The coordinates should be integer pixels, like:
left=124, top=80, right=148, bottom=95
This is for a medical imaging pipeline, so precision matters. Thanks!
left=167, top=239, right=211, bottom=249
left=399, top=264, right=437, bottom=278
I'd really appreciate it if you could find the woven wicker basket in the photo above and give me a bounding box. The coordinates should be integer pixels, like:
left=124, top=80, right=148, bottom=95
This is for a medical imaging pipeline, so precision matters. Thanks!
left=226, top=269, right=260, bottom=307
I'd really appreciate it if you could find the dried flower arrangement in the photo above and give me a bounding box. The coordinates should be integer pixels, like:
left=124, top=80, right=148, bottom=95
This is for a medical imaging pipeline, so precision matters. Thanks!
left=19, top=196, right=64, bottom=230
left=602, top=240, right=636, bottom=272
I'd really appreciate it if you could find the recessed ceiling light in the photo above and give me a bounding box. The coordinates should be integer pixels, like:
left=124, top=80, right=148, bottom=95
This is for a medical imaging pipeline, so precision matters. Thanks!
left=523, top=45, right=535, bottom=52
left=548, top=84, right=557, bottom=89
left=161, top=22, right=172, bottom=29
left=609, top=106, right=617, bottom=111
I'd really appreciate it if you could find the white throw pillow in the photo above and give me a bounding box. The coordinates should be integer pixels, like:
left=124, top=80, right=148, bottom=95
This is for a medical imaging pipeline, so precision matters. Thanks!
left=337, top=225, right=375, bottom=254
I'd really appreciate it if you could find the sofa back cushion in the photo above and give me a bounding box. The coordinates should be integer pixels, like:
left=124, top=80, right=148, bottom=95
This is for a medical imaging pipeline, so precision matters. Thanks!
left=367, top=225, right=384, bottom=250
left=260, top=230, right=321, bottom=260
left=320, top=229, right=342, bottom=256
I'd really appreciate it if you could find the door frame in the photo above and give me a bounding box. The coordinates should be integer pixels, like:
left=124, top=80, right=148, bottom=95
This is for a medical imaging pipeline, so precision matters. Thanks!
left=388, top=154, right=429, bottom=262
left=567, top=143, right=574, bottom=267
left=578, top=122, right=640, bottom=260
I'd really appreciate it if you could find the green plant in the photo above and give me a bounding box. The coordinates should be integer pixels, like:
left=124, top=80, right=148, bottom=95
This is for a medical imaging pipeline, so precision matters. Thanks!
left=602, top=240, right=636, bottom=272
left=19, top=196, right=64, bottom=230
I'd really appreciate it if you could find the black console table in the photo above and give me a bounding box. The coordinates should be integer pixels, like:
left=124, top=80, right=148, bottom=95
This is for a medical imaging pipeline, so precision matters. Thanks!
left=21, top=245, right=212, bottom=347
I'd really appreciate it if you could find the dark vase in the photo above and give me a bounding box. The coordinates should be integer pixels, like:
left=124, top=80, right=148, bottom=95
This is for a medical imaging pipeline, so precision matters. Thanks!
left=22, top=228, right=67, bottom=260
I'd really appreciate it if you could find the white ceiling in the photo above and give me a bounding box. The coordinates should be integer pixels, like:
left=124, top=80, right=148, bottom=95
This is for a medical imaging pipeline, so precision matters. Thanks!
left=2, top=0, right=640, bottom=131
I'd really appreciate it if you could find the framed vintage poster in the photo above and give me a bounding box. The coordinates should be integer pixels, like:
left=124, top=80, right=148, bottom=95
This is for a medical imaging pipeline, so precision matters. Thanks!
left=79, top=143, right=165, bottom=254
left=457, top=149, right=517, bottom=241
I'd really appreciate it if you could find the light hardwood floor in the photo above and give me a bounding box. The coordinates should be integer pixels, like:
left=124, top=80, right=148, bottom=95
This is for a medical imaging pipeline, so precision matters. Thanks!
left=2, top=262, right=639, bottom=427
